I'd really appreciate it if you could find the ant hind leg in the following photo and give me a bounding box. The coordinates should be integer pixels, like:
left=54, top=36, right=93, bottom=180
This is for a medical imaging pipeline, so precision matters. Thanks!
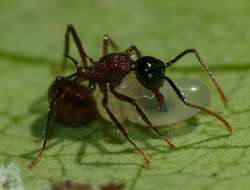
left=27, top=99, right=56, bottom=169
left=63, top=24, right=91, bottom=71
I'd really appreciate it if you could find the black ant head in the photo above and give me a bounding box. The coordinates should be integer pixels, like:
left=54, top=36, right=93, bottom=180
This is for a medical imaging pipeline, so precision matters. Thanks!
left=135, top=56, right=166, bottom=91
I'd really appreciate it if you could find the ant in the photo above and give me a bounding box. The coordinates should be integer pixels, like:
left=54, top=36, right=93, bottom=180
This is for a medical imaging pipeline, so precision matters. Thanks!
left=28, top=24, right=232, bottom=169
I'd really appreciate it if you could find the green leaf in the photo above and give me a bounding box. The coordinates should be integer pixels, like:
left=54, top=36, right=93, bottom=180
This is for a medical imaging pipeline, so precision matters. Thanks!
left=0, top=0, right=249, bottom=189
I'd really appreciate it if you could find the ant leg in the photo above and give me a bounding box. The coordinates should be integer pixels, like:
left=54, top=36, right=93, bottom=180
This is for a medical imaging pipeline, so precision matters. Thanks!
left=63, top=24, right=91, bottom=70
left=64, top=55, right=81, bottom=72
left=101, top=85, right=150, bottom=166
left=164, top=76, right=232, bottom=134
left=110, top=88, right=176, bottom=149
left=27, top=103, right=55, bottom=169
left=102, top=34, right=119, bottom=56
left=165, top=49, right=228, bottom=107
left=126, top=45, right=142, bottom=59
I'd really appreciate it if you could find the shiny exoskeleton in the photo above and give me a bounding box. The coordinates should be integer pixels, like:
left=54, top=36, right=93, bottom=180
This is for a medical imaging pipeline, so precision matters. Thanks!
left=28, top=24, right=232, bottom=169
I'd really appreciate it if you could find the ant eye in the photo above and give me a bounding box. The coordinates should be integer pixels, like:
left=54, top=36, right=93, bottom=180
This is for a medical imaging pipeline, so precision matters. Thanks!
left=135, top=56, right=166, bottom=90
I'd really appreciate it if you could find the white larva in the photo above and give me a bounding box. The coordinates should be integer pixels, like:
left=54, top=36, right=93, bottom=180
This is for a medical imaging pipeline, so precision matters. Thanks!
left=97, top=77, right=209, bottom=126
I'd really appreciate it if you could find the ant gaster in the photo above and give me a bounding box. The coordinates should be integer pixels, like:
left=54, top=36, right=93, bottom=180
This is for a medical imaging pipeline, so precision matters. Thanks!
left=48, top=77, right=97, bottom=126
left=28, top=24, right=232, bottom=169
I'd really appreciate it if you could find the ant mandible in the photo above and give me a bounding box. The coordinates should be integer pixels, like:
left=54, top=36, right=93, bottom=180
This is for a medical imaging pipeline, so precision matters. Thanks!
left=28, top=24, right=232, bottom=168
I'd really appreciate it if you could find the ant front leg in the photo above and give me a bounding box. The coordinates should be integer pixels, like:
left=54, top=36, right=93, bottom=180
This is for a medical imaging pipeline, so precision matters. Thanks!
left=27, top=100, right=55, bottom=169
left=165, top=49, right=228, bottom=107
left=110, top=88, right=176, bottom=149
left=126, top=45, right=142, bottom=59
left=63, top=24, right=91, bottom=70
left=100, top=84, right=150, bottom=166
left=102, top=34, right=119, bottom=56
left=164, top=76, right=232, bottom=134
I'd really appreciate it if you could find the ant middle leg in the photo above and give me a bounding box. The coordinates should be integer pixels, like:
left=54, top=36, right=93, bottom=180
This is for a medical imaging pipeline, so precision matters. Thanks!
left=165, top=49, right=228, bottom=107
left=102, top=34, right=119, bottom=56
left=110, top=88, right=176, bottom=149
left=101, top=85, right=150, bottom=166
left=164, top=76, right=232, bottom=134
left=126, top=45, right=142, bottom=59
left=63, top=24, right=91, bottom=70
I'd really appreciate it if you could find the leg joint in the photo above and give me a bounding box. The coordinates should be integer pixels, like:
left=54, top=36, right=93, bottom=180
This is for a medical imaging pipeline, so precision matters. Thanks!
left=103, top=34, right=109, bottom=40
left=67, top=24, right=73, bottom=30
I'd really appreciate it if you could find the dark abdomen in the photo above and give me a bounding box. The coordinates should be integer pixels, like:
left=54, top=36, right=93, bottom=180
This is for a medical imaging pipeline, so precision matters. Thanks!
left=48, top=77, right=97, bottom=127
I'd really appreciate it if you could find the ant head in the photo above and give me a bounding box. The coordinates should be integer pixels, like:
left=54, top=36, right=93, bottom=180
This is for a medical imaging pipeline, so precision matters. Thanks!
left=135, top=56, right=166, bottom=91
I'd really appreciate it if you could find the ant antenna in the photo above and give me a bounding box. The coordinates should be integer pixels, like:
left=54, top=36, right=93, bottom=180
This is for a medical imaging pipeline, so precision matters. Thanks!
left=164, top=76, right=232, bottom=134
left=165, top=49, right=228, bottom=107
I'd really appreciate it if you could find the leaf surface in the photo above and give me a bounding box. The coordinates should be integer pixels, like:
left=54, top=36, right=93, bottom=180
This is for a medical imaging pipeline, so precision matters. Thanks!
left=0, top=1, right=249, bottom=189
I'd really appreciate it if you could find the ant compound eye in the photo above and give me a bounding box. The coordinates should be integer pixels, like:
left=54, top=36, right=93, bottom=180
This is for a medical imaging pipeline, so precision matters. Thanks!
left=135, top=56, right=166, bottom=90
